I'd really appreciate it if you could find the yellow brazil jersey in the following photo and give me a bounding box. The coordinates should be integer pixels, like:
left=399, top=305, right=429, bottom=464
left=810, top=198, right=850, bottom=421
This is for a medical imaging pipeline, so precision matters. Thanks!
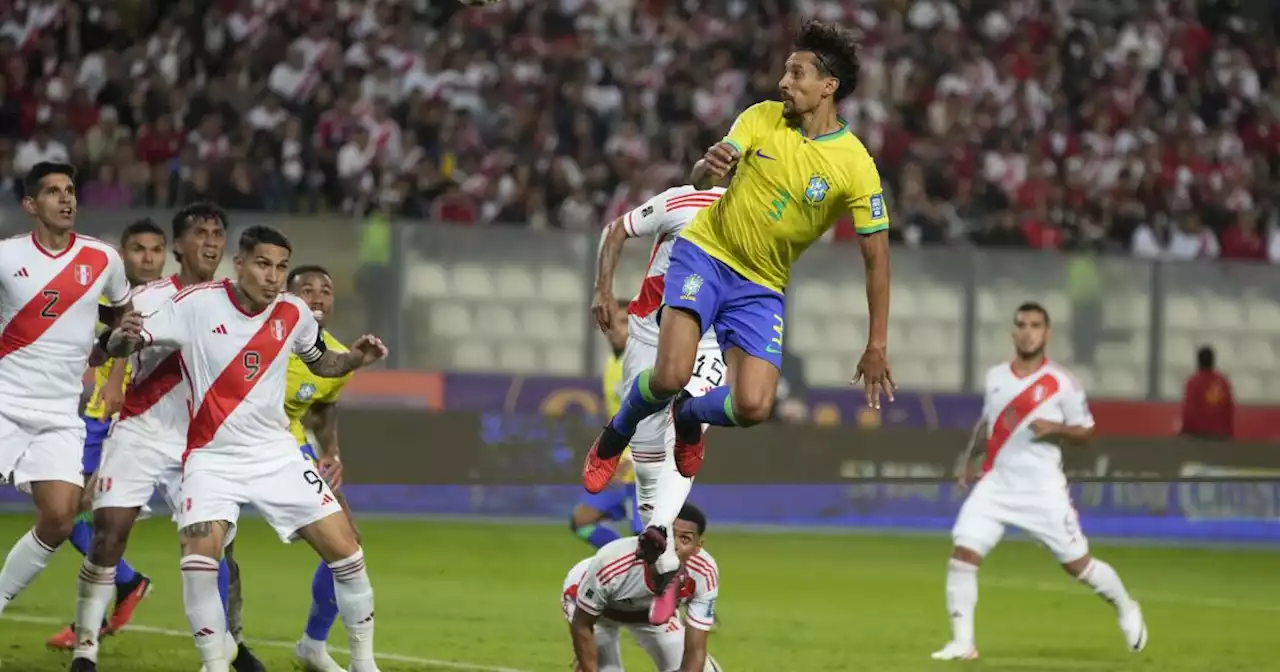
left=285, top=330, right=352, bottom=446
left=602, top=354, right=634, bottom=484
left=682, top=100, right=890, bottom=292
left=84, top=296, right=132, bottom=421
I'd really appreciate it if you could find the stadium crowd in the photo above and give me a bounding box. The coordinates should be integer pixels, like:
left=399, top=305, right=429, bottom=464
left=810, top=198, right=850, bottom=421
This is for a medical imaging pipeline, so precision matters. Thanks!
left=2, top=0, right=1280, bottom=260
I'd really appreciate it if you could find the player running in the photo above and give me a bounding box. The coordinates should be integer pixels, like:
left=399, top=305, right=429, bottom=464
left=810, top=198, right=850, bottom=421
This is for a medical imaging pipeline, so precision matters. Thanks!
left=583, top=19, right=893, bottom=608
left=570, top=299, right=643, bottom=551
left=46, top=219, right=164, bottom=651
left=564, top=504, right=721, bottom=672
left=104, top=225, right=386, bottom=672
left=0, top=162, right=132, bottom=618
left=589, top=186, right=727, bottom=624
left=285, top=264, right=362, bottom=672
left=932, top=302, right=1147, bottom=661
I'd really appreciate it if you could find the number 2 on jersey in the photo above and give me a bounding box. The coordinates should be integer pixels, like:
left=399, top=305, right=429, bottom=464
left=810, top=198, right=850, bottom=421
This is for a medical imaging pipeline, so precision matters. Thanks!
left=242, top=351, right=262, bottom=380
left=40, top=289, right=60, bottom=318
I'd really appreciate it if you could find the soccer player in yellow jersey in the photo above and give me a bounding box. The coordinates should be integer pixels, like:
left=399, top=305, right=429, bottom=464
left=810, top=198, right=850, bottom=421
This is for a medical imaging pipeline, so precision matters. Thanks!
left=47, top=219, right=165, bottom=650
left=283, top=265, right=359, bottom=672
left=583, top=19, right=896, bottom=604
left=570, top=300, right=642, bottom=549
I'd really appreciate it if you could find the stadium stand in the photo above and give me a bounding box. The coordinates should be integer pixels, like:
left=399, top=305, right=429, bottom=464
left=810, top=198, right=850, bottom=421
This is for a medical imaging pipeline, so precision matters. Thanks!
left=2, top=0, right=1279, bottom=400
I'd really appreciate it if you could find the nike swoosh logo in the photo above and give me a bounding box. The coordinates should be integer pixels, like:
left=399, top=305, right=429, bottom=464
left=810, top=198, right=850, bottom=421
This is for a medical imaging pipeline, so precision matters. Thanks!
left=755, top=149, right=775, bottom=160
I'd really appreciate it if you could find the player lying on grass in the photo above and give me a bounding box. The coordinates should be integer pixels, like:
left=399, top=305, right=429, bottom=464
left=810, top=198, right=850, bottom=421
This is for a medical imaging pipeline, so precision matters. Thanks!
left=564, top=504, right=721, bottom=672
left=104, top=225, right=387, bottom=672
left=284, top=265, right=365, bottom=672
left=67, top=204, right=267, bottom=672
left=46, top=219, right=165, bottom=651
left=933, top=302, right=1147, bottom=661
left=583, top=19, right=893, bottom=616
left=0, top=163, right=133, bottom=622
left=571, top=299, right=644, bottom=550
left=589, top=186, right=727, bottom=624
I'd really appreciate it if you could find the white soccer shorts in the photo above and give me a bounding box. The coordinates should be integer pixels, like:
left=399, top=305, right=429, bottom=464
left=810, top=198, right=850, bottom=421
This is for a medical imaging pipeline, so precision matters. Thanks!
left=562, top=561, right=686, bottom=672
left=177, top=443, right=344, bottom=543
left=93, top=421, right=184, bottom=513
left=952, top=474, right=1090, bottom=563
left=0, top=405, right=87, bottom=492
left=620, top=339, right=724, bottom=458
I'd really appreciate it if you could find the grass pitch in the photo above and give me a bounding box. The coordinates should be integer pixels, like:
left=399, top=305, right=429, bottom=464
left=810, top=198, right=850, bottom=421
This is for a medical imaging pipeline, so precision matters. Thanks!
left=0, top=514, right=1273, bottom=671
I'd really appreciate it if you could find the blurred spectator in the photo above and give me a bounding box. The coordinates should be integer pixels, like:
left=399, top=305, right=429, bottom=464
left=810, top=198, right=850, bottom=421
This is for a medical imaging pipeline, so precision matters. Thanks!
left=14, top=124, right=67, bottom=174
left=1181, top=346, right=1234, bottom=439
left=0, top=0, right=1274, bottom=251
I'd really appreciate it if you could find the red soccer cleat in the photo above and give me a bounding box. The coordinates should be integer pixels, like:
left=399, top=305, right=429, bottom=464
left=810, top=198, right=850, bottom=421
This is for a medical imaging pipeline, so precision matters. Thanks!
left=670, top=392, right=705, bottom=478
left=46, top=623, right=108, bottom=651
left=648, top=568, right=686, bottom=626
left=582, top=426, right=629, bottom=494
left=106, top=574, right=151, bottom=634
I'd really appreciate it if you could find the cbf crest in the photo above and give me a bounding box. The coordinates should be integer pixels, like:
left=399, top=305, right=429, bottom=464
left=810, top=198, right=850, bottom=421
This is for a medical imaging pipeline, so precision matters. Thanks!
left=270, top=319, right=286, bottom=341
left=804, top=174, right=830, bottom=205
left=74, top=264, right=93, bottom=286
left=680, top=274, right=704, bottom=301
left=295, top=382, right=316, bottom=402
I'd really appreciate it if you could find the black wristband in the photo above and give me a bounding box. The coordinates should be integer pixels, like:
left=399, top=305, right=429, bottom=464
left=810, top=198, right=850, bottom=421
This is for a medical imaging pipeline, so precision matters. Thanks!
left=97, top=329, right=113, bottom=353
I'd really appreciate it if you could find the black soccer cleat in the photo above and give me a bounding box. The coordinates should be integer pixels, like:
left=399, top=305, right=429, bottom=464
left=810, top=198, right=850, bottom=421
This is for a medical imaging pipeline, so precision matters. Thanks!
left=232, top=642, right=267, bottom=672
left=69, top=658, right=97, bottom=672
left=636, top=526, right=668, bottom=564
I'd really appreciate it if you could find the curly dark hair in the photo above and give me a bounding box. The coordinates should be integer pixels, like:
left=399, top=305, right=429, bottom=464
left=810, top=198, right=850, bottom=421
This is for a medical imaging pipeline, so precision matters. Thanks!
left=793, top=20, right=861, bottom=101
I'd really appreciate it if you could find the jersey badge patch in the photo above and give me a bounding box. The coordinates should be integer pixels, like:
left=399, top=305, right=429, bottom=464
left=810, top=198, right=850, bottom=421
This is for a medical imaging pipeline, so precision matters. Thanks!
left=270, top=319, right=286, bottom=341
left=804, top=174, right=830, bottom=205
left=641, top=205, right=654, bottom=217
left=869, top=192, right=886, bottom=220
left=296, top=382, right=316, bottom=402
left=680, top=274, right=704, bottom=301
left=75, top=264, right=93, bottom=286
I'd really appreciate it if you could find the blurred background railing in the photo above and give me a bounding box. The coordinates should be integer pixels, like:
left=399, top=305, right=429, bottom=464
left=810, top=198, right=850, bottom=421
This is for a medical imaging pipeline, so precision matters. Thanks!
left=18, top=206, right=1279, bottom=403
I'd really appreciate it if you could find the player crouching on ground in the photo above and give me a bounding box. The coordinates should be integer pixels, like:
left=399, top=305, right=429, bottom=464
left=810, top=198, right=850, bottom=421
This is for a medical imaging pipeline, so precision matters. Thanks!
left=564, top=504, right=721, bottom=672
left=932, top=302, right=1147, bottom=661
left=103, top=226, right=387, bottom=672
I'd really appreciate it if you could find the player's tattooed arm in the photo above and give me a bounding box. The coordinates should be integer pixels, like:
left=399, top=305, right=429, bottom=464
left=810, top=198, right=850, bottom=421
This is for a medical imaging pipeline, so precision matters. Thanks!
left=956, top=419, right=987, bottom=489
left=590, top=217, right=627, bottom=332
left=679, top=626, right=710, bottom=672
left=305, top=334, right=388, bottom=378
left=569, top=608, right=601, bottom=672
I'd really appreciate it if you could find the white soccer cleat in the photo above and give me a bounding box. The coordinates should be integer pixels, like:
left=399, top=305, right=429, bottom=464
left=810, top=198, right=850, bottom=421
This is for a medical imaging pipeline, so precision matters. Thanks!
left=295, top=636, right=348, bottom=672
left=1118, top=602, right=1148, bottom=652
left=930, top=641, right=979, bottom=661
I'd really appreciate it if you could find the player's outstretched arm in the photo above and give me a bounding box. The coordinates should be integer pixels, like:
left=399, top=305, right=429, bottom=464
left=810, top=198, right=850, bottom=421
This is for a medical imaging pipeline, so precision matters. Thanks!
left=568, top=608, right=600, bottom=672
left=852, top=230, right=895, bottom=408
left=591, top=217, right=628, bottom=332
left=306, top=334, right=388, bottom=378
left=679, top=626, right=710, bottom=672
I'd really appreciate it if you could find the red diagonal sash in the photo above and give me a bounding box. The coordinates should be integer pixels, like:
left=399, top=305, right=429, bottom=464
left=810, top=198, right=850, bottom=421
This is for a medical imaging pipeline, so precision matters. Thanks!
left=0, top=246, right=110, bottom=360
left=983, top=373, right=1060, bottom=472
left=184, top=301, right=301, bottom=461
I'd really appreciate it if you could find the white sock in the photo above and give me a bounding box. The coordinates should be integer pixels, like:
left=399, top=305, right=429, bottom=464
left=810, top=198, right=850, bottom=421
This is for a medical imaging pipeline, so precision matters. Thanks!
left=181, top=554, right=230, bottom=672
left=640, top=449, right=693, bottom=575
left=330, top=549, right=376, bottom=667
left=0, top=529, right=58, bottom=614
left=72, top=560, right=116, bottom=661
left=945, top=559, right=979, bottom=647
left=1078, top=559, right=1134, bottom=610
